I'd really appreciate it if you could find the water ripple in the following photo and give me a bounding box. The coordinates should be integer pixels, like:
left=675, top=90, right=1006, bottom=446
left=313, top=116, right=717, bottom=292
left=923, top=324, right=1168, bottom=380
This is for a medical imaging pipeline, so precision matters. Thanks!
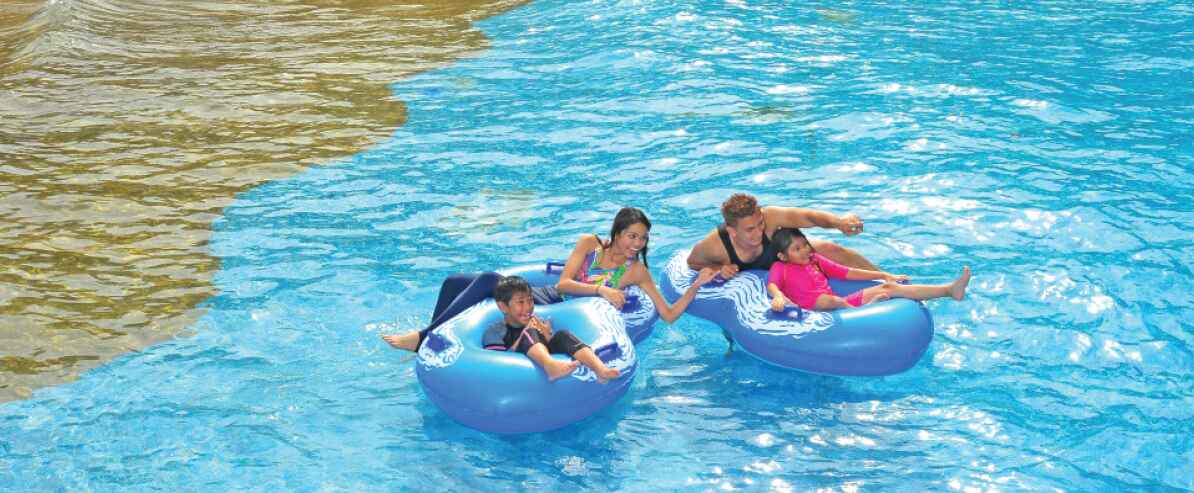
left=1, top=0, right=1192, bottom=491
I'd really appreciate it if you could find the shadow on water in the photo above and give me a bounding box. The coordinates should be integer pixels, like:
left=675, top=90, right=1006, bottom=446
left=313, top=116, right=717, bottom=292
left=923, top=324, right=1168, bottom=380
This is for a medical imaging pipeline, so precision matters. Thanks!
left=0, top=0, right=528, bottom=402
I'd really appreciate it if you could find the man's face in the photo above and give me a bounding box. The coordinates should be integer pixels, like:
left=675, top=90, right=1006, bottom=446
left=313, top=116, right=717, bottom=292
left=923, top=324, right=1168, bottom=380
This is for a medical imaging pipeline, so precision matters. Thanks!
left=727, top=210, right=765, bottom=248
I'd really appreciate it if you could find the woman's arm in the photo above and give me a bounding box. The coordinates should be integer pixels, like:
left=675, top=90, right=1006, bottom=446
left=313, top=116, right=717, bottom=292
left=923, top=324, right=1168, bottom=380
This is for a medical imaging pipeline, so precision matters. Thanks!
left=632, top=266, right=717, bottom=323
left=556, top=234, right=603, bottom=296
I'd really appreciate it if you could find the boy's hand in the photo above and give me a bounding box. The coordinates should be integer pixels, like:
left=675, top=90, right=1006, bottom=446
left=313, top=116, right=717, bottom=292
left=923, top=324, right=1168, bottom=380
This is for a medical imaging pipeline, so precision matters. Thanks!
left=770, top=295, right=787, bottom=312
left=529, top=316, right=552, bottom=338
left=883, top=273, right=910, bottom=283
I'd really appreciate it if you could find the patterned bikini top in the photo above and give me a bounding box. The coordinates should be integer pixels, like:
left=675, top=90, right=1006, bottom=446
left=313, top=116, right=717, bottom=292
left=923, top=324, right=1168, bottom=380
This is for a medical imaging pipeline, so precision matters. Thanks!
left=577, top=241, right=634, bottom=289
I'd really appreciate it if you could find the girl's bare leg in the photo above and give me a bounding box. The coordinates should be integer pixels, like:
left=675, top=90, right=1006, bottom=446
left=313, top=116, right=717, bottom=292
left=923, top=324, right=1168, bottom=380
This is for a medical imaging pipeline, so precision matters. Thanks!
left=948, top=266, right=971, bottom=300
left=872, top=267, right=971, bottom=301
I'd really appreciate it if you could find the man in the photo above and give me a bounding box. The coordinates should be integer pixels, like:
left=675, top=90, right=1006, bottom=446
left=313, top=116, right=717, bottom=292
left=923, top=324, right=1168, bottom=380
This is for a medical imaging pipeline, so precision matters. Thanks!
left=686, top=193, right=878, bottom=278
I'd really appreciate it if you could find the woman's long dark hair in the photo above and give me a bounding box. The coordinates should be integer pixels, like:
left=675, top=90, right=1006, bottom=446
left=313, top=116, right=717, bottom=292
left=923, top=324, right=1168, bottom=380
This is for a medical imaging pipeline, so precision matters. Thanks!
left=601, top=207, right=651, bottom=268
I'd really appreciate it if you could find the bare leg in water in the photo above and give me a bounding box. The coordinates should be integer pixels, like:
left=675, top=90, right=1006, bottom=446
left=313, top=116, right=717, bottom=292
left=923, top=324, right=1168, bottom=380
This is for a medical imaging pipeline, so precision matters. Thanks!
left=860, top=266, right=972, bottom=304
left=382, top=332, right=420, bottom=352
left=526, top=343, right=580, bottom=381
left=570, top=347, right=620, bottom=383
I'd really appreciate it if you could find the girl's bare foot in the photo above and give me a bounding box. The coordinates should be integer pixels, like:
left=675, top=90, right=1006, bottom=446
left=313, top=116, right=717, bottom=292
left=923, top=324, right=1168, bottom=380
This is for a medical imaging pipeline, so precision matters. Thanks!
left=949, top=266, right=971, bottom=301
left=595, top=367, right=621, bottom=384
left=381, top=332, right=420, bottom=352
left=545, top=359, right=580, bottom=381
left=863, top=291, right=890, bottom=305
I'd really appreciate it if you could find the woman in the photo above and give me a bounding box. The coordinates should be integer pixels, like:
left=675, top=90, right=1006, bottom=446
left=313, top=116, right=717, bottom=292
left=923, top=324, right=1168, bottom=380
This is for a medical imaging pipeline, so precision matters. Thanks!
left=554, top=207, right=716, bottom=321
left=382, top=207, right=717, bottom=352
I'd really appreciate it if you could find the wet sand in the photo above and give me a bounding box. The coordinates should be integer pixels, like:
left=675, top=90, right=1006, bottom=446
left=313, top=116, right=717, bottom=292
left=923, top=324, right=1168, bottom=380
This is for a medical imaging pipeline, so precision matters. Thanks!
left=0, top=0, right=527, bottom=401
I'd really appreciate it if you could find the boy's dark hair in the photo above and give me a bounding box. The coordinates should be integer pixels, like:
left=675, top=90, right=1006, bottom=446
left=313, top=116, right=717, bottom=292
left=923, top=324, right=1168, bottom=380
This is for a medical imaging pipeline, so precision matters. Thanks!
left=772, top=227, right=812, bottom=259
left=493, top=275, right=532, bottom=303
left=721, top=193, right=760, bottom=227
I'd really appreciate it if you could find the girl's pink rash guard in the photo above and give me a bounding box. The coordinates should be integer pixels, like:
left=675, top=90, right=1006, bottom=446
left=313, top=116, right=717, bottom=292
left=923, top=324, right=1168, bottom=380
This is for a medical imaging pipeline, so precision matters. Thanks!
left=768, top=253, right=851, bottom=310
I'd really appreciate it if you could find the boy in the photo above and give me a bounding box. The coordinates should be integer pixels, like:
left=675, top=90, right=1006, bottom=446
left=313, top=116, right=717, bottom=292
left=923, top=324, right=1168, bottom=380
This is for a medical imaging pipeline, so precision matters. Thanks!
left=484, top=276, right=621, bottom=383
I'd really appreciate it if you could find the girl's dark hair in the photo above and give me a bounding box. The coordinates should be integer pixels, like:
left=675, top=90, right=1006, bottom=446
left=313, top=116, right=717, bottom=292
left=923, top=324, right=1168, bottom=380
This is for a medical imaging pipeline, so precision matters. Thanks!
left=493, top=275, right=532, bottom=304
left=771, top=227, right=813, bottom=260
left=602, top=207, right=651, bottom=268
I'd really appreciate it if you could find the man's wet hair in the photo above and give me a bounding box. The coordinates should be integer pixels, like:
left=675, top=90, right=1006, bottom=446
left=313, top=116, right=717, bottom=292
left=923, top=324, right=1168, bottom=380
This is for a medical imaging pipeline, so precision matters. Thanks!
left=721, top=193, right=761, bottom=227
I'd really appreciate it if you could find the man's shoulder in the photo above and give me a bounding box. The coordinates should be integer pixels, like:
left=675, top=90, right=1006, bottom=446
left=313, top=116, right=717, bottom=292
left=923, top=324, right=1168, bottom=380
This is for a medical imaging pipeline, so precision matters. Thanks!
left=691, top=228, right=726, bottom=252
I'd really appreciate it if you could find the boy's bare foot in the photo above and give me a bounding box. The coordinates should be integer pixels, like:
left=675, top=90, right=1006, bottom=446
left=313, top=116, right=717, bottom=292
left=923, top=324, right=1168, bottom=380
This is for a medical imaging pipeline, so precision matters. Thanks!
left=545, top=359, right=580, bottom=381
left=949, top=266, right=971, bottom=301
left=595, top=367, right=621, bottom=384
left=381, top=332, right=420, bottom=352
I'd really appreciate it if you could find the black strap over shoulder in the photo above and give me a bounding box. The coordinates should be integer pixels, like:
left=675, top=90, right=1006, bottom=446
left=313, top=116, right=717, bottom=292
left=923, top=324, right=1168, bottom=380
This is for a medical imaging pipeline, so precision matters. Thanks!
left=717, top=224, right=778, bottom=271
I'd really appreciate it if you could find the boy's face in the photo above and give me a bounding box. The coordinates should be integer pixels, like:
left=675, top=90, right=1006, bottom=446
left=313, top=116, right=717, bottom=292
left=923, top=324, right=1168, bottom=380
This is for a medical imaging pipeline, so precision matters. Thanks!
left=496, top=291, right=535, bottom=326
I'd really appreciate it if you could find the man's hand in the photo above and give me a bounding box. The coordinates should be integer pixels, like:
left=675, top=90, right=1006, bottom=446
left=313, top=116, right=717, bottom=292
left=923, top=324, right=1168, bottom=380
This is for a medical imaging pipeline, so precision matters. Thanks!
left=836, top=214, right=864, bottom=236
left=719, top=263, right=740, bottom=279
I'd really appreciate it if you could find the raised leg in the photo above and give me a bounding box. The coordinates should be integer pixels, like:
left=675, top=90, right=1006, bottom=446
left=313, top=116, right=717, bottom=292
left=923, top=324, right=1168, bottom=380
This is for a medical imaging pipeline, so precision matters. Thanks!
left=526, top=343, right=579, bottom=381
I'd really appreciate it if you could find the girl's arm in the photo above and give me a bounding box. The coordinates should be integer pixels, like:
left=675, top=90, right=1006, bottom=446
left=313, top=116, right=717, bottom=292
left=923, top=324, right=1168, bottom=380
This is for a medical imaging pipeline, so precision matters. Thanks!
left=767, top=283, right=788, bottom=312
left=813, top=294, right=850, bottom=311
left=632, top=266, right=717, bottom=323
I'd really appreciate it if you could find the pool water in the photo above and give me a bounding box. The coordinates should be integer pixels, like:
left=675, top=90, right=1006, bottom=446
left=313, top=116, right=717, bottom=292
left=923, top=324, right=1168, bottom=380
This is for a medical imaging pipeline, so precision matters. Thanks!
left=3, top=0, right=1192, bottom=491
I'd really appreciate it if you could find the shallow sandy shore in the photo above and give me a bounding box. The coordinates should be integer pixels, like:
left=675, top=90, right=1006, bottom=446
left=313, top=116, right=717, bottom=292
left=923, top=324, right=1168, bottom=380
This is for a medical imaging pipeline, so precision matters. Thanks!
left=0, top=0, right=528, bottom=401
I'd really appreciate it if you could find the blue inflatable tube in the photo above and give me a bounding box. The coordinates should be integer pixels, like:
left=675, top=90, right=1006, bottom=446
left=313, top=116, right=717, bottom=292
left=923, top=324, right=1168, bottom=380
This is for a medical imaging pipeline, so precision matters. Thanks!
left=416, top=297, right=637, bottom=434
left=659, top=250, right=933, bottom=376
left=499, top=262, right=660, bottom=343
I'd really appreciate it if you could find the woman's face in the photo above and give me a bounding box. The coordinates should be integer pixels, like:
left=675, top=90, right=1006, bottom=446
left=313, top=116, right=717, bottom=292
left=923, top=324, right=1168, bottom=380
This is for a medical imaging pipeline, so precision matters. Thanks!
left=615, top=222, right=649, bottom=257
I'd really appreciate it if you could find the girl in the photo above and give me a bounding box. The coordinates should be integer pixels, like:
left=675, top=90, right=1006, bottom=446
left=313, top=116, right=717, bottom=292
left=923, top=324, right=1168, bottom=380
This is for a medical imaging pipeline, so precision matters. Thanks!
left=767, top=228, right=970, bottom=312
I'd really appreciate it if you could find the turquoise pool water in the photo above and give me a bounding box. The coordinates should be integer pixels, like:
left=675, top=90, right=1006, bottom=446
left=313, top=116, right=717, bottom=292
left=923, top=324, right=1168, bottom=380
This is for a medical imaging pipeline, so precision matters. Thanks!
left=3, top=0, right=1193, bottom=490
